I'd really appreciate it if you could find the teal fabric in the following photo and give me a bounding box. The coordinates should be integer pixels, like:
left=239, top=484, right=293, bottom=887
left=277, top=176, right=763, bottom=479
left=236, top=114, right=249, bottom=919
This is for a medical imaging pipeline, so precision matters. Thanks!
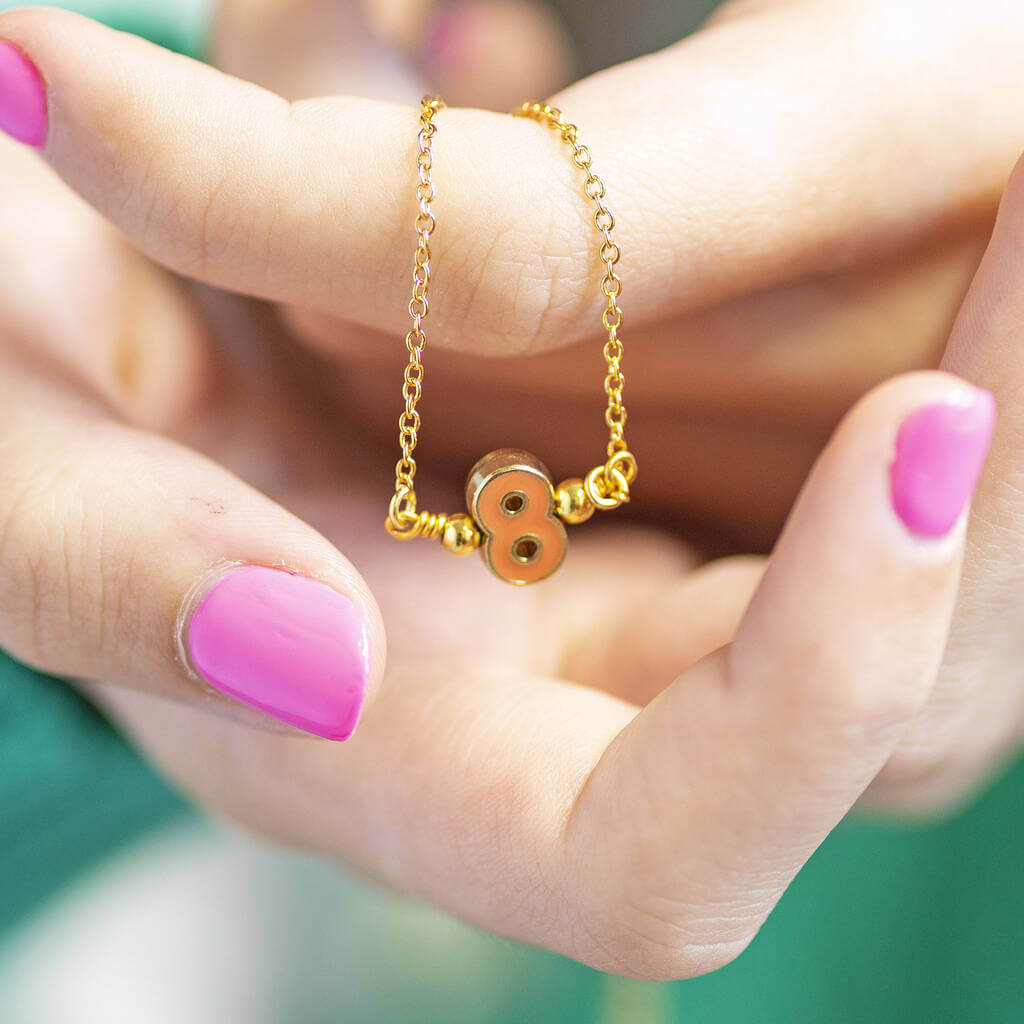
left=0, top=0, right=211, bottom=59
left=0, top=2, right=1022, bottom=1021
left=672, top=759, right=1024, bottom=1021
left=0, top=655, right=187, bottom=935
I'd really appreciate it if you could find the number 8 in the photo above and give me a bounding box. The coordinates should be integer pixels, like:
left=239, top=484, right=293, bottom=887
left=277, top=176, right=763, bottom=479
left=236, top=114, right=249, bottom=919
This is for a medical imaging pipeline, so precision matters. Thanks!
left=467, top=449, right=568, bottom=585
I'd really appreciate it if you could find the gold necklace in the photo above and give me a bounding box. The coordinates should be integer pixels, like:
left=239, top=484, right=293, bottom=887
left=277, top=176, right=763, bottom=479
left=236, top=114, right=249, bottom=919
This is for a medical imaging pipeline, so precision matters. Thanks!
left=385, top=96, right=637, bottom=585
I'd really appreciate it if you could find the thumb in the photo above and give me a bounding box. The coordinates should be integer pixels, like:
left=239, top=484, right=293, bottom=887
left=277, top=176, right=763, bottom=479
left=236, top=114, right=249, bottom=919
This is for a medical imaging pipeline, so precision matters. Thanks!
left=0, top=354, right=385, bottom=742
left=567, top=371, right=994, bottom=977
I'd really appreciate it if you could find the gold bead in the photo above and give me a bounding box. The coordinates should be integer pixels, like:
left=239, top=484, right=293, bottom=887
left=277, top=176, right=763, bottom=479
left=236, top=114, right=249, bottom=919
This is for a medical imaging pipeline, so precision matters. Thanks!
left=554, top=477, right=595, bottom=525
left=440, top=513, right=482, bottom=555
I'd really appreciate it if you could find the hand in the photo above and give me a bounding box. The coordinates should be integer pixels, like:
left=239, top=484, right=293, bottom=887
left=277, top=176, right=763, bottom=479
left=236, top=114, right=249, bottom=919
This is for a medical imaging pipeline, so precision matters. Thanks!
left=3, top=0, right=1019, bottom=540
left=0, top=1, right=1020, bottom=981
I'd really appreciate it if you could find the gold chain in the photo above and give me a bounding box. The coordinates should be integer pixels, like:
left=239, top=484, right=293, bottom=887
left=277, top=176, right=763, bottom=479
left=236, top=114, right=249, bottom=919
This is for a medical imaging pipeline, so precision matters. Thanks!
left=390, top=96, right=442, bottom=526
left=513, top=102, right=628, bottom=463
left=386, top=96, right=637, bottom=546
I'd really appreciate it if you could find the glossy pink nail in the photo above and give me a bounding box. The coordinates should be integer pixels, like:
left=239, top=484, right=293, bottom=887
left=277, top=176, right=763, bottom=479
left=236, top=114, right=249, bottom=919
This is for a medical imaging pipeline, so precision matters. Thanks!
left=0, top=41, right=46, bottom=147
left=890, top=389, right=995, bottom=539
left=186, top=566, right=370, bottom=741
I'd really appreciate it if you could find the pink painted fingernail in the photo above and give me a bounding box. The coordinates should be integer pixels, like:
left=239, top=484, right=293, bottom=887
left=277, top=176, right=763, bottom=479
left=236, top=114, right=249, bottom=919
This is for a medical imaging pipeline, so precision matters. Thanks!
left=890, top=388, right=996, bottom=539
left=186, top=566, right=371, bottom=741
left=0, top=42, right=47, bottom=148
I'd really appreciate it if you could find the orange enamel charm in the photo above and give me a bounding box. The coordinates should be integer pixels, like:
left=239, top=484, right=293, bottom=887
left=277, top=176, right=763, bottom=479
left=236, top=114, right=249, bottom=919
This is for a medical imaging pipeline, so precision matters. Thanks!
left=467, top=449, right=568, bottom=585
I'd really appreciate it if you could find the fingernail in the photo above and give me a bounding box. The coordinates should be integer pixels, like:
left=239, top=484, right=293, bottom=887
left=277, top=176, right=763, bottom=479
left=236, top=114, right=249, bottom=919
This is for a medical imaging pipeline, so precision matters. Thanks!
left=0, top=41, right=47, bottom=148
left=890, top=388, right=996, bottom=538
left=186, top=565, right=370, bottom=741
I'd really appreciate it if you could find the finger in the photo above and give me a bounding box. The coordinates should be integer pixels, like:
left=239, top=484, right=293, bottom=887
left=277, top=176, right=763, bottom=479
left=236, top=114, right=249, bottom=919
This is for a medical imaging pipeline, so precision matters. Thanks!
left=0, top=134, right=210, bottom=431
left=0, top=354, right=385, bottom=741
left=874, top=152, right=1024, bottom=808
left=88, top=372, right=994, bottom=981
left=0, top=3, right=1021, bottom=354
left=569, top=371, right=994, bottom=976
left=559, top=550, right=764, bottom=706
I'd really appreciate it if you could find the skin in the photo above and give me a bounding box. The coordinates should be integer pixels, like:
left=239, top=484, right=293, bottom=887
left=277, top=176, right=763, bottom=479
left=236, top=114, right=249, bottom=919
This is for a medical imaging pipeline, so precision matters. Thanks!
left=1, top=0, right=1023, bottom=979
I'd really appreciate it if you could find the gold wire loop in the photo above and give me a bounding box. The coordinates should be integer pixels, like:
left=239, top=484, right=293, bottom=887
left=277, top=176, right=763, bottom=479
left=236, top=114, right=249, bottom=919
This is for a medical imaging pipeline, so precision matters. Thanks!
left=386, top=487, right=453, bottom=541
left=386, top=487, right=420, bottom=538
left=582, top=450, right=637, bottom=510
left=607, top=449, right=638, bottom=486
left=584, top=466, right=621, bottom=510
left=387, top=95, right=638, bottom=554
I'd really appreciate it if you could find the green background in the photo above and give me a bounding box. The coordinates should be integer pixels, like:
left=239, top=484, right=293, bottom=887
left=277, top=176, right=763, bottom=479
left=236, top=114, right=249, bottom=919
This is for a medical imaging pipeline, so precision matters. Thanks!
left=1, top=2, right=1022, bottom=1020
left=6, top=655, right=1024, bottom=1022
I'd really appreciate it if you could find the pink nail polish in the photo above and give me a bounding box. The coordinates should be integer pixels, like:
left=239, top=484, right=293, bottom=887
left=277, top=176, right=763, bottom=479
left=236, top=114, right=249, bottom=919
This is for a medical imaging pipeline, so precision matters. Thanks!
left=890, top=388, right=996, bottom=538
left=186, top=566, right=371, bottom=741
left=0, top=41, right=47, bottom=148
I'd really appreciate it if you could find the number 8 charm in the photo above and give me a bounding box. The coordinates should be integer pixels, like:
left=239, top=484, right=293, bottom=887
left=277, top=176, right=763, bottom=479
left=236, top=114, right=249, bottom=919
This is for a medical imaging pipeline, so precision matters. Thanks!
left=467, top=450, right=568, bottom=585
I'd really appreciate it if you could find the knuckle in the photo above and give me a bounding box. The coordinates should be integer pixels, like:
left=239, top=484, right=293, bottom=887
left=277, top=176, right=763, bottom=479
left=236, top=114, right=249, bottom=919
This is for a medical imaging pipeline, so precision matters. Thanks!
left=733, top=643, right=927, bottom=746
left=523, top=206, right=594, bottom=354
left=565, top=866, right=763, bottom=980
left=796, top=652, right=938, bottom=744
left=819, top=677, right=926, bottom=738
left=570, top=899, right=758, bottom=980
left=445, top=197, right=593, bottom=355
left=0, top=482, right=44, bottom=664
left=159, top=160, right=238, bottom=280
left=0, top=434, right=134, bottom=676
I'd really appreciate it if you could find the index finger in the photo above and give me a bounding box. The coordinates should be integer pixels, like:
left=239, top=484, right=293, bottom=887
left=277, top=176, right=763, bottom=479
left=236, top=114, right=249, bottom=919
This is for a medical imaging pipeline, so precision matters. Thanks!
left=1, top=2, right=1022, bottom=354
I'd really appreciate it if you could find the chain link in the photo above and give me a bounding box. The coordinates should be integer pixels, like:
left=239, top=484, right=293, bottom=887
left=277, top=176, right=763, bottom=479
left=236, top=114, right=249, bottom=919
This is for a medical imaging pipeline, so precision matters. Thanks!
left=398, top=96, right=443, bottom=489
left=387, top=96, right=444, bottom=538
